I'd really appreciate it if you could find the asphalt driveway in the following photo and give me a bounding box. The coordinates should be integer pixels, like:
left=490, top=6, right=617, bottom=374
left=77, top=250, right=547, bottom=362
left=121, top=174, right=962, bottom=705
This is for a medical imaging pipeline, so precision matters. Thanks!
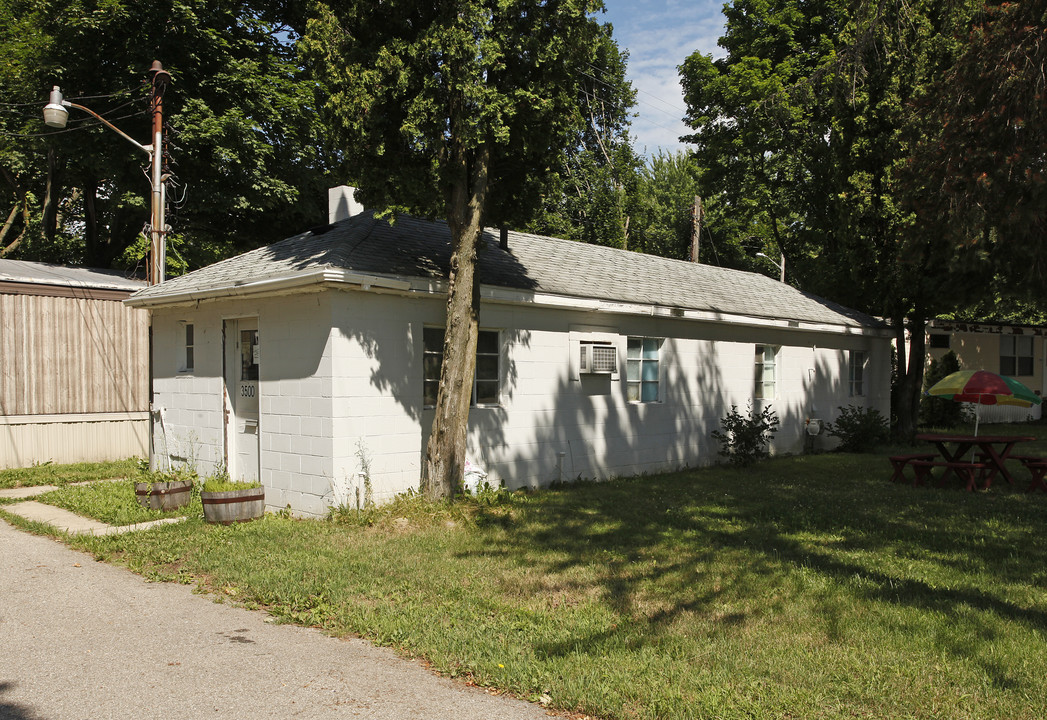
left=0, top=518, right=552, bottom=720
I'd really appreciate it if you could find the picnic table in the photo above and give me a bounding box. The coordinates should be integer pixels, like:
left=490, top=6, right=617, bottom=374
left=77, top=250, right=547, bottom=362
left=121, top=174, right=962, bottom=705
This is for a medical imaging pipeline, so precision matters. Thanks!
left=914, top=433, right=1035, bottom=488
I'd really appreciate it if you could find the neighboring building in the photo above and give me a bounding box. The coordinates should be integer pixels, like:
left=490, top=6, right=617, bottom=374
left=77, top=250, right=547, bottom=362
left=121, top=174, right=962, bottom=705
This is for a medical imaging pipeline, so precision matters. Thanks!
left=927, top=319, right=1044, bottom=423
left=126, top=187, right=892, bottom=516
left=0, top=259, right=149, bottom=468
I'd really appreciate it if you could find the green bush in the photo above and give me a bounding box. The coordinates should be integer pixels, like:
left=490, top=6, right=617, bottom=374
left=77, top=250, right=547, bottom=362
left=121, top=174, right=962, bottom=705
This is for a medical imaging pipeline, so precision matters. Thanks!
left=826, top=404, right=890, bottom=452
left=920, top=350, right=965, bottom=428
left=711, top=403, right=780, bottom=466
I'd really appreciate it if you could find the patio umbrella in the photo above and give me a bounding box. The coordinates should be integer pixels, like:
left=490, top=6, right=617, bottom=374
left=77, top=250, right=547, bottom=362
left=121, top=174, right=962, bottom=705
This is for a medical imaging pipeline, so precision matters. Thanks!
left=926, top=369, right=1042, bottom=434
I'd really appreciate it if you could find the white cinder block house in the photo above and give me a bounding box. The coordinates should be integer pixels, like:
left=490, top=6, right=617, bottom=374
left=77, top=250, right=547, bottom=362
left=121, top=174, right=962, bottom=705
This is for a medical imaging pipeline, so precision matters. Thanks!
left=126, top=188, right=892, bottom=516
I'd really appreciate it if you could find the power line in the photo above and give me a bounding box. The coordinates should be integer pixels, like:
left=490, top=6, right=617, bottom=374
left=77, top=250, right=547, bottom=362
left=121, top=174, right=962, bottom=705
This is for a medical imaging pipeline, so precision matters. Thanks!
left=0, top=109, right=150, bottom=139
left=583, top=62, right=688, bottom=118
left=0, top=88, right=139, bottom=108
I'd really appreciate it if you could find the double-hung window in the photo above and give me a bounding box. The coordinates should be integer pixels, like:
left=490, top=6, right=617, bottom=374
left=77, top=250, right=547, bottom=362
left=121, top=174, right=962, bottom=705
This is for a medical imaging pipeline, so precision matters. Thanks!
left=754, top=345, right=777, bottom=399
left=1000, top=335, right=1033, bottom=377
left=423, top=327, right=500, bottom=407
left=627, top=337, right=661, bottom=402
left=849, top=350, right=866, bottom=397
left=182, top=323, right=195, bottom=372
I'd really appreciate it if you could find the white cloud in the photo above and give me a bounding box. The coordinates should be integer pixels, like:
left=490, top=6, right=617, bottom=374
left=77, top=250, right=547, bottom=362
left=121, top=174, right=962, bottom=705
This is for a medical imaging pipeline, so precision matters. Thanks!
left=600, top=0, right=726, bottom=156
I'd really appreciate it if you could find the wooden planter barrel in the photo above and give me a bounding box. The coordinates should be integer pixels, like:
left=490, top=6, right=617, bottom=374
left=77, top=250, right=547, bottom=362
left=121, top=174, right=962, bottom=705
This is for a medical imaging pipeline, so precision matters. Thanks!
left=135, top=479, right=193, bottom=511
left=201, top=486, right=265, bottom=524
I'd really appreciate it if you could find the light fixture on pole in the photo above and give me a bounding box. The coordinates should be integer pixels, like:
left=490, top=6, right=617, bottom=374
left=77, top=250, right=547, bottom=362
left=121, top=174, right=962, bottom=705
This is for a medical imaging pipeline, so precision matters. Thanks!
left=44, top=61, right=171, bottom=285
left=757, top=252, right=786, bottom=283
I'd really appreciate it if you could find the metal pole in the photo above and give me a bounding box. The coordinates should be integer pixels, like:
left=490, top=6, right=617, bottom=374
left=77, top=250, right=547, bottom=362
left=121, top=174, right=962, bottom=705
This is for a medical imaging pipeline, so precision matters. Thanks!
left=147, top=61, right=171, bottom=285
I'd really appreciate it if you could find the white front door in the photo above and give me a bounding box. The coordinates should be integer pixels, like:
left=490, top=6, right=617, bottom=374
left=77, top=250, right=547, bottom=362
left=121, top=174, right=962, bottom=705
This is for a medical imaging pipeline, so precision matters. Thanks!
left=224, top=318, right=260, bottom=483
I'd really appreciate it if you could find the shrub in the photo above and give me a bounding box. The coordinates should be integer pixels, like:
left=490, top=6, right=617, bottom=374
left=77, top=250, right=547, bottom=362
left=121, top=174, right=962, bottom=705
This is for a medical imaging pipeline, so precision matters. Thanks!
left=711, top=403, right=780, bottom=466
left=826, top=404, right=890, bottom=452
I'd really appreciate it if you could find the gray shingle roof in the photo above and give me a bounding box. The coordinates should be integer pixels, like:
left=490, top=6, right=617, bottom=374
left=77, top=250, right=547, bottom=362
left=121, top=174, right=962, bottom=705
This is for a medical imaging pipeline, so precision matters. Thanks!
left=0, top=259, right=146, bottom=292
left=130, top=211, right=881, bottom=329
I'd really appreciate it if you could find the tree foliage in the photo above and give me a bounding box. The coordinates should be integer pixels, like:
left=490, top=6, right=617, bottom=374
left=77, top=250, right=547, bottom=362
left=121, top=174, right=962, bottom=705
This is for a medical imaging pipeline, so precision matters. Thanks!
left=903, top=0, right=1047, bottom=286
left=629, top=150, right=701, bottom=260
left=302, top=0, right=608, bottom=498
left=678, top=0, right=999, bottom=439
left=0, top=0, right=333, bottom=272
left=523, top=23, right=641, bottom=249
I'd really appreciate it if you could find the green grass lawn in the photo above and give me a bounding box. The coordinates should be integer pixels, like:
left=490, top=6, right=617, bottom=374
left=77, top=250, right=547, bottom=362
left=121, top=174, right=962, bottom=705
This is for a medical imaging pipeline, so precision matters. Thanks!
left=0, top=458, right=140, bottom=489
left=8, top=428, right=1047, bottom=719
left=32, top=479, right=202, bottom=524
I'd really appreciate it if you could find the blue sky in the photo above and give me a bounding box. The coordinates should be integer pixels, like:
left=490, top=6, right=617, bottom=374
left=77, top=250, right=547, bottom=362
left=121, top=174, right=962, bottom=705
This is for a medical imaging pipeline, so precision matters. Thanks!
left=597, top=0, right=727, bottom=157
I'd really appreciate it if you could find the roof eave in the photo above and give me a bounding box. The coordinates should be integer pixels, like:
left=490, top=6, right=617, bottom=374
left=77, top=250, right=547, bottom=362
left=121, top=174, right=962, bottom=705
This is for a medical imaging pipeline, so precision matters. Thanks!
left=124, top=268, right=412, bottom=308
left=126, top=266, right=889, bottom=338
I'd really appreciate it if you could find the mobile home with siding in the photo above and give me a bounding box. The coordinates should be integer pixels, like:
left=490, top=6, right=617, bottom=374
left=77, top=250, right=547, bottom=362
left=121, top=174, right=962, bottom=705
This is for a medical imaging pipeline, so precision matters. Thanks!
left=0, top=260, right=149, bottom=468
left=927, top=319, right=1044, bottom=423
left=127, top=188, right=892, bottom=516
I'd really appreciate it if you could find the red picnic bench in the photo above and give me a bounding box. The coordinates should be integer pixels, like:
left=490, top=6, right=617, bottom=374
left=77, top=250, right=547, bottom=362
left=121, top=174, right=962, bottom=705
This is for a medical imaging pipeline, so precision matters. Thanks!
left=910, top=460, right=990, bottom=492
left=974, top=454, right=1047, bottom=492
left=888, top=454, right=937, bottom=484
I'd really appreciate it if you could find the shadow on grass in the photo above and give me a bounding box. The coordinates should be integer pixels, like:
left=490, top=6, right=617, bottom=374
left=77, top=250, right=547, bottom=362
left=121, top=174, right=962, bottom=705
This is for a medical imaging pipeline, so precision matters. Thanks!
left=468, top=455, right=1047, bottom=662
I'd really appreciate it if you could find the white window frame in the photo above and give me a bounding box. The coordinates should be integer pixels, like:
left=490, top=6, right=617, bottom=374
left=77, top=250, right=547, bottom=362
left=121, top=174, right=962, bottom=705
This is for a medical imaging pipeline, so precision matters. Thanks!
left=626, top=336, right=662, bottom=403
left=423, top=326, right=501, bottom=408
left=754, top=345, right=778, bottom=400
left=1001, top=335, right=1034, bottom=377
left=849, top=350, right=866, bottom=397
left=180, top=322, right=195, bottom=373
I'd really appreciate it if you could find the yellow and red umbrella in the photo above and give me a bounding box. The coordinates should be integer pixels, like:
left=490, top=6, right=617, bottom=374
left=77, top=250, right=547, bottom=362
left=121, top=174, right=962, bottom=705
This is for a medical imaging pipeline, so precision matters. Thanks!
left=926, top=370, right=1041, bottom=434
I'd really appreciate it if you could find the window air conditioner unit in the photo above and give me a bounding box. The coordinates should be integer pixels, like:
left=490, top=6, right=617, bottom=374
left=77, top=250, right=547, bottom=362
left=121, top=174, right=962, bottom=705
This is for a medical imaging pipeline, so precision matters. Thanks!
left=579, top=343, right=617, bottom=374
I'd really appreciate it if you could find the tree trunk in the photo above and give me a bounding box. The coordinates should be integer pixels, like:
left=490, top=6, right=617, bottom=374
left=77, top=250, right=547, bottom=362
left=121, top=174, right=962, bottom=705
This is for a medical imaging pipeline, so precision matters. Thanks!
left=892, top=311, right=927, bottom=442
left=83, top=183, right=101, bottom=266
left=420, top=143, right=491, bottom=500
left=0, top=201, right=20, bottom=257
left=41, top=149, right=59, bottom=244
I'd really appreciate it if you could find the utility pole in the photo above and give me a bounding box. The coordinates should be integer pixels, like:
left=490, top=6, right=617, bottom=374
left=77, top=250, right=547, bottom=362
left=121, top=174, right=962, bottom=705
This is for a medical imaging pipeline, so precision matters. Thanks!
left=689, top=195, right=703, bottom=263
left=147, top=61, right=171, bottom=285
left=44, top=60, right=171, bottom=284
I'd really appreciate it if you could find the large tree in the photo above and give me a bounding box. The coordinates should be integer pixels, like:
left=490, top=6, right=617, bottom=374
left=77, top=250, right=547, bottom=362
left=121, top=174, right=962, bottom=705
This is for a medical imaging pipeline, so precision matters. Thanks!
left=524, top=22, right=641, bottom=249
left=679, top=0, right=984, bottom=438
left=903, top=0, right=1047, bottom=286
left=302, top=0, right=607, bottom=499
left=629, top=150, right=702, bottom=261
left=0, top=0, right=333, bottom=272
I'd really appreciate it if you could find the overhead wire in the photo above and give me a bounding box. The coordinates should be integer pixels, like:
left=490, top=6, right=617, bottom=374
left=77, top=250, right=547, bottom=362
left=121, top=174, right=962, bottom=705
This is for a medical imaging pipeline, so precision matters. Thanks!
left=577, top=70, right=688, bottom=143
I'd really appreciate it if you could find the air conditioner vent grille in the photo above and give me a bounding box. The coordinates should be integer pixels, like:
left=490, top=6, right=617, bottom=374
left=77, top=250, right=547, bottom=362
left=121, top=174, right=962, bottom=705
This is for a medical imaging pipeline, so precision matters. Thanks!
left=579, top=343, right=617, bottom=374
left=591, top=345, right=617, bottom=373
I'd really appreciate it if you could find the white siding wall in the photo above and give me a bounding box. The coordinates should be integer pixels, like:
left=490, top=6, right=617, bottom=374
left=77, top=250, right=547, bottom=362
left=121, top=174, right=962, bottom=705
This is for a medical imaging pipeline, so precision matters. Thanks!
left=451, top=305, right=890, bottom=488
left=149, top=287, right=891, bottom=515
left=259, top=294, right=335, bottom=516
left=151, top=311, right=225, bottom=471
left=330, top=292, right=428, bottom=503
left=151, top=293, right=336, bottom=516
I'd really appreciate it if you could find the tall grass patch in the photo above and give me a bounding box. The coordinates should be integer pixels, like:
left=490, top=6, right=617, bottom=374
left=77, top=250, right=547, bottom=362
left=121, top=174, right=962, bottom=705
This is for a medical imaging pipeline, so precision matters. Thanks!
left=0, top=458, right=141, bottom=489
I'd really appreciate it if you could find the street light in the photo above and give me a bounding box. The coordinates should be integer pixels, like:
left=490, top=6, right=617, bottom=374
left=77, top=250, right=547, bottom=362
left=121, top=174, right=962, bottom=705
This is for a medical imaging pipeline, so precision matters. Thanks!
left=757, top=252, right=786, bottom=283
left=44, top=61, right=171, bottom=285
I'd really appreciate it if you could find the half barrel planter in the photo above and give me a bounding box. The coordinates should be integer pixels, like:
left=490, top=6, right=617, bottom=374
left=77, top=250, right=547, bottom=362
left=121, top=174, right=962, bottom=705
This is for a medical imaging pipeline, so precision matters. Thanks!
left=201, top=485, right=265, bottom=524
left=135, top=479, right=193, bottom=511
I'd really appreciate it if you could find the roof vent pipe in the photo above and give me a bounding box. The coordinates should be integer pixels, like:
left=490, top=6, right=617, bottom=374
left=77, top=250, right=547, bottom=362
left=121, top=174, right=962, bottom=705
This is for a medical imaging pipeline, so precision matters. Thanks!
left=499, top=227, right=508, bottom=250
left=328, top=186, right=365, bottom=224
